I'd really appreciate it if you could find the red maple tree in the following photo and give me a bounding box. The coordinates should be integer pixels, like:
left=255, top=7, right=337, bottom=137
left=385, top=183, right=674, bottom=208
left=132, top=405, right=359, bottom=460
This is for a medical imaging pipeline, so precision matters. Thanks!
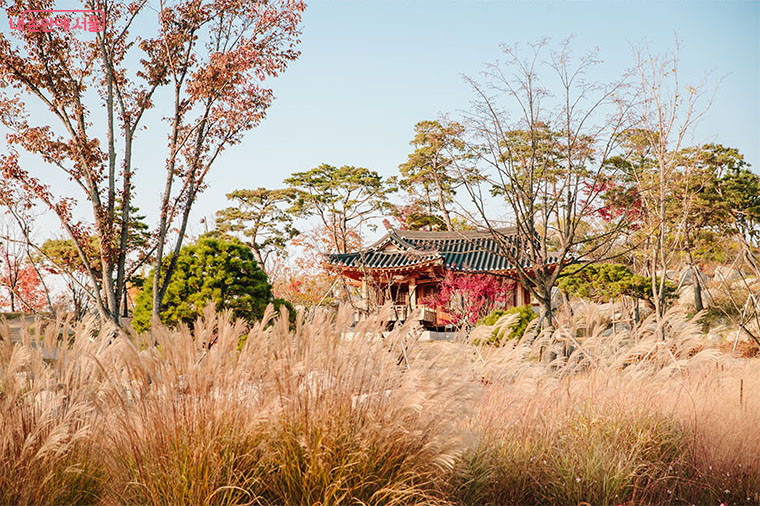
left=0, top=248, right=48, bottom=313
left=0, top=0, right=305, bottom=325
left=422, top=272, right=516, bottom=326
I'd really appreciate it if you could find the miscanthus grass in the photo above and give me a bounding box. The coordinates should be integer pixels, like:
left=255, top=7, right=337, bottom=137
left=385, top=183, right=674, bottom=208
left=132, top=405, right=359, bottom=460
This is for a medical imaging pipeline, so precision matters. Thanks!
left=0, top=304, right=757, bottom=505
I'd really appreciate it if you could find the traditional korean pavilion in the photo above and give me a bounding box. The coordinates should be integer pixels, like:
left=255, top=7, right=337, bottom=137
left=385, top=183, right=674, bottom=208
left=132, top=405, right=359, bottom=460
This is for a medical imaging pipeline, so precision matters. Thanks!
left=326, top=228, right=535, bottom=327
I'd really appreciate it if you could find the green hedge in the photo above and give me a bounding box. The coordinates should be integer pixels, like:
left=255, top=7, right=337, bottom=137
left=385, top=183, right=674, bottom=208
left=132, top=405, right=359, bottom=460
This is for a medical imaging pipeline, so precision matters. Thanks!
left=476, top=305, right=537, bottom=345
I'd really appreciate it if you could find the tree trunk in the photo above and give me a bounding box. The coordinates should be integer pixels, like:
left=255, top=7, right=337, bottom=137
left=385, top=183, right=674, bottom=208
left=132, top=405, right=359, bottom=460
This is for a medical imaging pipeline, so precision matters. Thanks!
left=563, top=291, right=573, bottom=316
left=73, top=286, right=82, bottom=320
left=152, top=80, right=185, bottom=328
left=685, top=233, right=704, bottom=312
left=534, top=281, right=555, bottom=333
left=252, top=246, right=266, bottom=273
left=437, top=187, right=454, bottom=231
left=692, top=264, right=704, bottom=312
left=650, top=239, right=667, bottom=340
left=539, top=299, right=554, bottom=331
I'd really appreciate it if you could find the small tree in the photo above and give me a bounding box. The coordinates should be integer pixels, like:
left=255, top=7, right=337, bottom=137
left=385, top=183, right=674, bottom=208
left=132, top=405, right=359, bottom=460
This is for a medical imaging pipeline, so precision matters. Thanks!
left=39, top=238, right=100, bottom=319
left=557, top=263, right=676, bottom=311
left=398, top=119, right=466, bottom=231
left=0, top=256, right=48, bottom=313
left=421, top=272, right=516, bottom=327
left=215, top=188, right=298, bottom=275
left=477, top=305, right=538, bottom=345
left=0, top=217, right=52, bottom=314
left=459, top=40, right=634, bottom=330
left=285, top=164, right=393, bottom=254
left=132, top=236, right=272, bottom=332
left=628, top=42, right=715, bottom=331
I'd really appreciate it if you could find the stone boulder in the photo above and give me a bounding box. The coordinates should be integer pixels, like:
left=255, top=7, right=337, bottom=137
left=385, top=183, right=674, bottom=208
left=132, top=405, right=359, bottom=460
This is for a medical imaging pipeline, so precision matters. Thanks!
left=678, top=268, right=711, bottom=286
left=713, top=266, right=743, bottom=283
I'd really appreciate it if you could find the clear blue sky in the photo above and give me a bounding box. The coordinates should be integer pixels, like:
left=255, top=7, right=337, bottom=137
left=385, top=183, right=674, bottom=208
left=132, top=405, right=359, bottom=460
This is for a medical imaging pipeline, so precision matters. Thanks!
left=182, top=0, right=759, bottom=232
left=5, top=1, right=760, bottom=236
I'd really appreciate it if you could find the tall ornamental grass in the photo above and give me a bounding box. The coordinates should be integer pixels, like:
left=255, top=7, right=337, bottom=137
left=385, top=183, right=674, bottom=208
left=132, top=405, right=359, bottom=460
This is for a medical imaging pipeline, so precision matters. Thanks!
left=0, top=303, right=758, bottom=505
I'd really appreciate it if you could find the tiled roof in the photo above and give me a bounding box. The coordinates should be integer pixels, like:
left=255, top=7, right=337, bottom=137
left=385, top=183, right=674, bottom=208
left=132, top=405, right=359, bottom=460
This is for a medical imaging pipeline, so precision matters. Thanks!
left=326, top=228, right=550, bottom=273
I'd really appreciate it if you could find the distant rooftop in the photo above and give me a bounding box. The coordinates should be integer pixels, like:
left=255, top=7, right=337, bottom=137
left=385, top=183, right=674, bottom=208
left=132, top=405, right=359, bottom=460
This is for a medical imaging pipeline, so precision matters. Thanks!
left=326, top=227, right=551, bottom=273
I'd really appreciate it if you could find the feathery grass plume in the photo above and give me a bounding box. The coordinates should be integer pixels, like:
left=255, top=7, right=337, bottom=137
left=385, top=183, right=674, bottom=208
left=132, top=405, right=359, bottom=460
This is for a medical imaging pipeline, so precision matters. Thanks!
left=0, top=314, right=104, bottom=505
left=245, top=305, right=472, bottom=505
left=0, top=302, right=758, bottom=505
left=94, top=304, right=473, bottom=505
left=452, top=303, right=760, bottom=505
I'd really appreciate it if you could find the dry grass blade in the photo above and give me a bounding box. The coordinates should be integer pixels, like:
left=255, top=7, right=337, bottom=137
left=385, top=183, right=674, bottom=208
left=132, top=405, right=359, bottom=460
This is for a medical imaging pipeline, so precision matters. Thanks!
left=0, top=303, right=757, bottom=505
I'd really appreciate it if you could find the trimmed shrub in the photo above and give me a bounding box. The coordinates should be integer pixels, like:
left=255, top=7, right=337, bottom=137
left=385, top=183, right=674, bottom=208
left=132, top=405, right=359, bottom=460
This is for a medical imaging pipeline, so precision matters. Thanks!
left=476, top=305, right=537, bottom=345
left=132, top=235, right=274, bottom=332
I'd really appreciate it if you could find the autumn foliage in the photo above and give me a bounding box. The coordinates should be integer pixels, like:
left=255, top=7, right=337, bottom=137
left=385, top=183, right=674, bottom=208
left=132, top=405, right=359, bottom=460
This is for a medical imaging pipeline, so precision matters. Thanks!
left=422, top=272, right=516, bottom=326
left=0, top=0, right=305, bottom=325
left=0, top=255, right=47, bottom=312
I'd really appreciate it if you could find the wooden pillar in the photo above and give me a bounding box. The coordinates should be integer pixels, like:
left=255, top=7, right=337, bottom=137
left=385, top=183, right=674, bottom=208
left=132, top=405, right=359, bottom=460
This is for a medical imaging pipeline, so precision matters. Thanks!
left=360, top=278, right=368, bottom=310
left=409, top=277, right=417, bottom=308
left=515, top=283, right=529, bottom=306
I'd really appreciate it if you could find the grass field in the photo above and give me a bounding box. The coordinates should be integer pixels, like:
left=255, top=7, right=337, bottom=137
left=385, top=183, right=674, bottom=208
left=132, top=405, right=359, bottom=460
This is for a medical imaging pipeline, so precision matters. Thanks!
left=1, top=305, right=758, bottom=505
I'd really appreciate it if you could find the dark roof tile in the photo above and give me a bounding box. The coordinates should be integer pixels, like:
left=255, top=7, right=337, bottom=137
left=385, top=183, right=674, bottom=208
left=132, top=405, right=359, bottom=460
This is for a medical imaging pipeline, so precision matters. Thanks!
left=326, top=228, right=557, bottom=273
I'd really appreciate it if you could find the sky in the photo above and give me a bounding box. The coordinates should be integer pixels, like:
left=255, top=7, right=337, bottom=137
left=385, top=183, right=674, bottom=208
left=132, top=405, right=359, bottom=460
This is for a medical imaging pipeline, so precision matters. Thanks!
left=3, top=0, right=760, bottom=239
left=187, top=0, right=760, bottom=233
